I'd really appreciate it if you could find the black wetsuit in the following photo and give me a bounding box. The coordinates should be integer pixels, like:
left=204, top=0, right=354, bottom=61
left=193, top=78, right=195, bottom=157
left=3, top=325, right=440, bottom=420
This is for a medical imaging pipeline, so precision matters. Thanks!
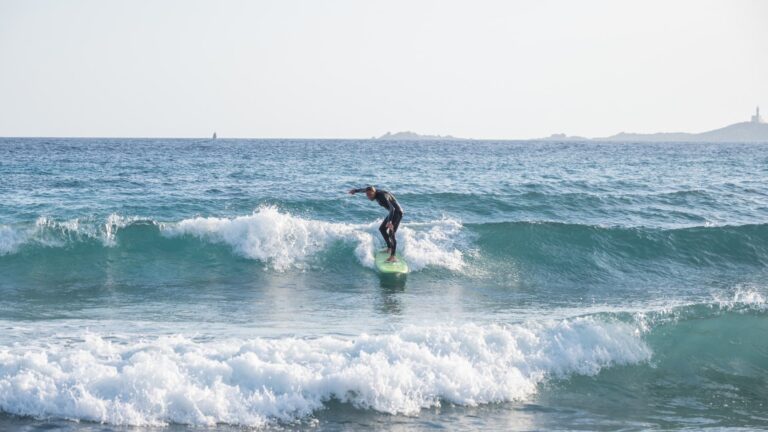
left=354, top=188, right=404, bottom=256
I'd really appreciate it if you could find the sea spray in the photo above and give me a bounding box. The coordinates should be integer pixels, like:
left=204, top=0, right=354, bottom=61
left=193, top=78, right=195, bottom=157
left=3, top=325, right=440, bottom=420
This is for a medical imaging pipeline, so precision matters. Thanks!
left=0, top=225, right=25, bottom=255
left=0, top=318, right=650, bottom=427
left=0, top=207, right=467, bottom=272
left=163, top=206, right=377, bottom=271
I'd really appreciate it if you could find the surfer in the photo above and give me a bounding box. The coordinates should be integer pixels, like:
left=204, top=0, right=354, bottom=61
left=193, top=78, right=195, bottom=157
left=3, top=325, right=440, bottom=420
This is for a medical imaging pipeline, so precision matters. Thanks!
left=348, top=186, right=404, bottom=262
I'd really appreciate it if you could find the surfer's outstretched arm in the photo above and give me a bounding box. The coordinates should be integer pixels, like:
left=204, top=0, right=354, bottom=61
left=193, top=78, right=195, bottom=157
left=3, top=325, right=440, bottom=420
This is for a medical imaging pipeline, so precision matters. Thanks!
left=348, top=187, right=369, bottom=195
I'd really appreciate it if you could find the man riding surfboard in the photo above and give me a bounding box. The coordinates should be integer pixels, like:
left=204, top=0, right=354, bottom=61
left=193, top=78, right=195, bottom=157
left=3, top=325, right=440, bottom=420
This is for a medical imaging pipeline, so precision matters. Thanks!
left=348, top=186, right=404, bottom=262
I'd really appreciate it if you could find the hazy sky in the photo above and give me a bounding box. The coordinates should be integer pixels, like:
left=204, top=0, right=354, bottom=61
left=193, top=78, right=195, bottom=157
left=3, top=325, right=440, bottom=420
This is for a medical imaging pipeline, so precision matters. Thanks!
left=1, top=0, right=766, bottom=139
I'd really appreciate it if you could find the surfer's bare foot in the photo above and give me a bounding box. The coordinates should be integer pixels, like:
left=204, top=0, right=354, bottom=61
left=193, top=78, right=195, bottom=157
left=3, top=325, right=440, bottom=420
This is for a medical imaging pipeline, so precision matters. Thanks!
left=386, top=256, right=398, bottom=263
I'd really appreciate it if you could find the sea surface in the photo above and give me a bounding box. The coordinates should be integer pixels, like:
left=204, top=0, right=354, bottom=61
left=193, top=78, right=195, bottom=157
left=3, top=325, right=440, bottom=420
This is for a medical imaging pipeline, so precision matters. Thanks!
left=1, top=138, right=767, bottom=431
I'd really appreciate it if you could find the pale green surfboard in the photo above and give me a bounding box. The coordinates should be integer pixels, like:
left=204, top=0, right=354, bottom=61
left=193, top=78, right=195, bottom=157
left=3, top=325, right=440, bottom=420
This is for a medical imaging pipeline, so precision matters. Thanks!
left=374, top=251, right=409, bottom=274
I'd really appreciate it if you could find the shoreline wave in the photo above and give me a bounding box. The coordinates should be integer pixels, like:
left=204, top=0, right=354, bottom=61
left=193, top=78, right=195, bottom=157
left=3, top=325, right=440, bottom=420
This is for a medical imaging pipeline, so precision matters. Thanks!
left=1, top=297, right=765, bottom=427
left=0, top=317, right=652, bottom=427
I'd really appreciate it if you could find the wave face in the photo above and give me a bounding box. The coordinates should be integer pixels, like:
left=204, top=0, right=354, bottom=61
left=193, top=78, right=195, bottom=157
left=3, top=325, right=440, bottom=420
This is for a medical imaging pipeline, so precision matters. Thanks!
left=163, top=207, right=465, bottom=272
left=0, top=207, right=465, bottom=272
left=2, top=209, right=767, bottom=282
left=470, top=221, right=768, bottom=277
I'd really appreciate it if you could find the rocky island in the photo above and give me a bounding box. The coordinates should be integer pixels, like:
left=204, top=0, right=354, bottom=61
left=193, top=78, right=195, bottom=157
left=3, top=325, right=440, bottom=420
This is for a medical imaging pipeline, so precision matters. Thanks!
left=376, top=131, right=461, bottom=140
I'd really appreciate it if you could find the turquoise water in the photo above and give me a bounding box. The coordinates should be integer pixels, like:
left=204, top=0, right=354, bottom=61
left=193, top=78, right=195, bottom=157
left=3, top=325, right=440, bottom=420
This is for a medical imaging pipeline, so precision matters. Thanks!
left=1, top=138, right=767, bottom=430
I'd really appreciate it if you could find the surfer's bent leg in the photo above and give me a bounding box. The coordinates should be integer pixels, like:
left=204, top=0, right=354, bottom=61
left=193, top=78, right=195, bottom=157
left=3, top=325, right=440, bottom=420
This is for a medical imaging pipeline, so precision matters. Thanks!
left=379, top=216, right=393, bottom=250
left=389, top=211, right=403, bottom=256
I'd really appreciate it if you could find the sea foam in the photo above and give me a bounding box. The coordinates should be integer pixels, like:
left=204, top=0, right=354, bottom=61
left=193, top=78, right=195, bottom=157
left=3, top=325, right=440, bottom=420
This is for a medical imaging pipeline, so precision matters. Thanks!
left=162, top=206, right=464, bottom=271
left=0, top=208, right=465, bottom=272
left=0, top=225, right=25, bottom=255
left=0, top=217, right=101, bottom=254
left=0, top=318, right=650, bottom=427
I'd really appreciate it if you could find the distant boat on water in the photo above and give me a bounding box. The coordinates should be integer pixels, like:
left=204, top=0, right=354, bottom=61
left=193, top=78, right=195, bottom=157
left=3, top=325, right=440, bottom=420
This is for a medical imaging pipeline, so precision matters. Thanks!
left=212, top=132, right=217, bottom=140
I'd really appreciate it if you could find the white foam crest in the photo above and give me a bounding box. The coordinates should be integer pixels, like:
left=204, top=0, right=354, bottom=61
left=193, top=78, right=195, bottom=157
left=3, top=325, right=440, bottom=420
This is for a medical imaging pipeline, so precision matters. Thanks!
left=162, top=206, right=374, bottom=271
left=399, top=218, right=465, bottom=271
left=0, top=319, right=650, bottom=427
left=33, top=216, right=95, bottom=247
left=712, top=285, right=768, bottom=310
left=0, top=218, right=92, bottom=254
left=162, top=207, right=464, bottom=272
left=1, top=209, right=465, bottom=271
left=103, top=213, right=151, bottom=247
left=0, top=225, right=26, bottom=255
left=0, top=215, right=157, bottom=255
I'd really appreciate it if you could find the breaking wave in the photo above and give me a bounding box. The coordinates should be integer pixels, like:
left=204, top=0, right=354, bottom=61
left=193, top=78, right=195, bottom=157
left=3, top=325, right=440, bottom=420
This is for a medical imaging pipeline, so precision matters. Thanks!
left=0, top=207, right=465, bottom=272
left=0, top=316, right=651, bottom=427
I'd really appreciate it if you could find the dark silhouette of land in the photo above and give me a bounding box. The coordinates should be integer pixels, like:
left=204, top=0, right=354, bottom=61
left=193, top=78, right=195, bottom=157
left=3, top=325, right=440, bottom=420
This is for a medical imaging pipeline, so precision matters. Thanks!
left=546, top=107, right=768, bottom=142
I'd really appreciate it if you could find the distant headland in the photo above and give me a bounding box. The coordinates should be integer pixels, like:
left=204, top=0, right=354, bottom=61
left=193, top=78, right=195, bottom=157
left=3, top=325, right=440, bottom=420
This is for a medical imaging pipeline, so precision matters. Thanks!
left=376, top=131, right=462, bottom=140
left=545, top=107, right=768, bottom=143
left=372, top=108, right=768, bottom=142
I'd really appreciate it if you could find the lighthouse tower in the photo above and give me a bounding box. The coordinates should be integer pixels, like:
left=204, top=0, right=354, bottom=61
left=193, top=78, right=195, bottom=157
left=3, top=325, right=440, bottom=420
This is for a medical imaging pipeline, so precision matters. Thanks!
left=751, top=106, right=764, bottom=123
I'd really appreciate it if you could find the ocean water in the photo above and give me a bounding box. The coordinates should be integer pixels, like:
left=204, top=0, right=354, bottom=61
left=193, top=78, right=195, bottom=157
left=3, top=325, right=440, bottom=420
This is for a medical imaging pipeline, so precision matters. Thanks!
left=1, top=138, right=767, bottom=431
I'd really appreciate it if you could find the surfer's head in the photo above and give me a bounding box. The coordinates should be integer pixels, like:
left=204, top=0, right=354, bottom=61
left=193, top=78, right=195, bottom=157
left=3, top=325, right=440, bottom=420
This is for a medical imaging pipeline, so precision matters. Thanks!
left=365, top=186, right=376, bottom=200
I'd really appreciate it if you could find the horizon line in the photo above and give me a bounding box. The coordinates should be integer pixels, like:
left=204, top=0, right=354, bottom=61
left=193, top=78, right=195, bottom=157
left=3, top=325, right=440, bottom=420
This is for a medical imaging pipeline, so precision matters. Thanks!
left=1, top=117, right=765, bottom=142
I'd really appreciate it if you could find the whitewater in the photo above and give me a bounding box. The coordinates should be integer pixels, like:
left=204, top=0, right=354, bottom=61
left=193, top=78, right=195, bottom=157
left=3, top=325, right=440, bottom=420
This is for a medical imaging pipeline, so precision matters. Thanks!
left=1, top=138, right=767, bottom=430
